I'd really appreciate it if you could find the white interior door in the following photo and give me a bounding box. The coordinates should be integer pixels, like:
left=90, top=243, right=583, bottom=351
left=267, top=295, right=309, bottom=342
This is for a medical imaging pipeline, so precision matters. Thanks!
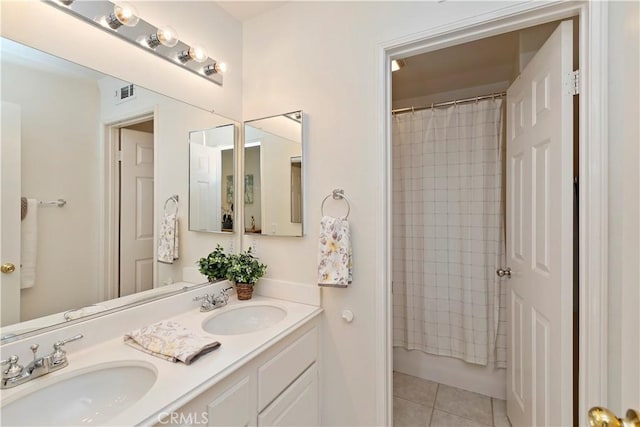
left=119, top=128, right=154, bottom=297
left=506, top=20, right=574, bottom=427
left=0, top=102, right=21, bottom=326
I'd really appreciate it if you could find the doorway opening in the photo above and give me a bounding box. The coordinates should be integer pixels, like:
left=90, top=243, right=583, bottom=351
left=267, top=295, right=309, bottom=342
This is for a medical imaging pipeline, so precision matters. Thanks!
left=105, top=115, right=155, bottom=300
left=389, top=18, right=579, bottom=427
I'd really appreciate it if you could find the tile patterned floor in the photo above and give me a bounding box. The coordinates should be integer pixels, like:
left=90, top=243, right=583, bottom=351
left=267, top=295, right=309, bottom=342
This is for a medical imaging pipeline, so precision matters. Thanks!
left=393, top=372, right=512, bottom=427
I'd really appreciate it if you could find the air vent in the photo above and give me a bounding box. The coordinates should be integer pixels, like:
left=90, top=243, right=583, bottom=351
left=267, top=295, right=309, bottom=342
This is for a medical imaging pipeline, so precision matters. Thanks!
left=115, top=84, right=136, bottom=104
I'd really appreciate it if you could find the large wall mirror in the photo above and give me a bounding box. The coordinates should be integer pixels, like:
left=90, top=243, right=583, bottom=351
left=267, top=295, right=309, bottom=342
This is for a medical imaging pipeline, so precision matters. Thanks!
left=189, top=125, right=236, bottom=233
left=244, top=111, right=304, bottom=237
left=0, top=35, right=238, bottom=342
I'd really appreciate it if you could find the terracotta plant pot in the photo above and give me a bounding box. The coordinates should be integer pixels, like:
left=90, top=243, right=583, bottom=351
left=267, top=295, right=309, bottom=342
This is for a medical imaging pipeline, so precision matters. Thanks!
left=235, top=283, right=254, bottom=300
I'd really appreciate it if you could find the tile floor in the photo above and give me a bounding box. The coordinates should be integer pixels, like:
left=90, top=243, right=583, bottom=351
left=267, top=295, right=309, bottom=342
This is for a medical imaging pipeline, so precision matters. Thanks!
left=393, top=372, right=512, bottom=427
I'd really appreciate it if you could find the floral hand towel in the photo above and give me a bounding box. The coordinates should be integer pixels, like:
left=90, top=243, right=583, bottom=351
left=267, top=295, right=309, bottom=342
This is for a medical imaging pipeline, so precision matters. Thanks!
left=317, top=215, right=353, bottom=287
left=158, top=213, right=179, bottom=264
left=124, top=320, right=220, bottom=365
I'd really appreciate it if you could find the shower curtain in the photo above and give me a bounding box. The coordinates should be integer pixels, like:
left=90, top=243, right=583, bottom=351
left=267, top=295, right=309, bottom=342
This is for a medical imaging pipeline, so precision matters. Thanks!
left=392, top=98, right=507, bottom=368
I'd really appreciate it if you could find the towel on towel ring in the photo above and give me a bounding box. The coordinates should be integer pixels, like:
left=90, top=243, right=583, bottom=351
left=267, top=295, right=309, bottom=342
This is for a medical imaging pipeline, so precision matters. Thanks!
left=317, top=215, right=353, bottom=287
left=157, top=213, right=179, bottom=264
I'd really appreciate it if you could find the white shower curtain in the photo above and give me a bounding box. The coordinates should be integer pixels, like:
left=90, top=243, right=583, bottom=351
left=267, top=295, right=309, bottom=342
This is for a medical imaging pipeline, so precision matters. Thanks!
left=392, top=99, right=507, bottom=367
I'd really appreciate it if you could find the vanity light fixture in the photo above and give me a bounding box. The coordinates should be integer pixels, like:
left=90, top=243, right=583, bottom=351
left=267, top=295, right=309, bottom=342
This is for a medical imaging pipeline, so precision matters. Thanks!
left=178, top=46, right=208, bottom=64
left=45, top=0, right=224, bottom=85
left=146, top=27, right=179, bottom=48
left=203, top=62, right=227, bottom=75
left=104, top=2, right=140, bottom=29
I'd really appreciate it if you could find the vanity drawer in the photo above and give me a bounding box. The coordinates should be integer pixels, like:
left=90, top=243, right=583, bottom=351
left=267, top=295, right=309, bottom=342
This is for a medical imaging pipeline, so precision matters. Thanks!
left=257, top=327, right=317, bottom=410
left=258, top=363, right=318, bottom=426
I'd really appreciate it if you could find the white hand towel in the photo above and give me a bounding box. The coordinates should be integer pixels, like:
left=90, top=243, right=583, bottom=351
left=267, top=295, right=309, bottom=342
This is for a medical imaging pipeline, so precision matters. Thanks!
left=317, top=215, right=353, bottom=287
left=158, top=213, right=179, bottom=264
left=21, top=199, right=38, bottom=289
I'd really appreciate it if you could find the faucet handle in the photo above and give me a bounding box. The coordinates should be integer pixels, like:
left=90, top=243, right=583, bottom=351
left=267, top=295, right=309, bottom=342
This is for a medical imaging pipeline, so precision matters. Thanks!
left=52, top=334, right=84, bottom=351
left=51, top=334, right=83, bottom=367
left=30, top=344, right=40, bottom=362
left=219, top=286, right=233, bottom=303
left=1, top=355, right=24, bottom=380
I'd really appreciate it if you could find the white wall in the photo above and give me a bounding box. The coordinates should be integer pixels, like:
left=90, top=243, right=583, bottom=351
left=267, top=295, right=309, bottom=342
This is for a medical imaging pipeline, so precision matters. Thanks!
left=242, top=2, right=537, bottom=425
left=607, top=0, right=640, bottom=415
left=99, top=76, right=238, bottom=286
left=1, top=61, right=101, bottom=321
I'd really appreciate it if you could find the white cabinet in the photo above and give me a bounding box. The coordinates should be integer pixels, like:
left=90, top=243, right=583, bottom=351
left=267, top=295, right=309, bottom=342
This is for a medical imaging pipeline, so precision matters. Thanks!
left=207, top=375, right=255, bottom=427
left=258, top=363, right=318, bottom=426
left=155, top=320, right=319, bottom=427
left=258, top=327, right=317, bottom=410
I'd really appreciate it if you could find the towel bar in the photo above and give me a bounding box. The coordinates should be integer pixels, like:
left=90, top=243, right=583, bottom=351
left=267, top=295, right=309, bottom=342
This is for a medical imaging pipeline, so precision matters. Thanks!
left=38, top=199, right=66, bottom=207
left=320, top=189, right=351, bottom=219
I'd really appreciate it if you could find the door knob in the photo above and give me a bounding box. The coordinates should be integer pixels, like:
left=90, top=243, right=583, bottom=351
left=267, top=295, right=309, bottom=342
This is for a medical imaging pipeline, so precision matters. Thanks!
left=588, top=407, right=640, bottom=427
left=496, top=267, right=511, bottom=278
left=1, top=263, right=16, bottom=274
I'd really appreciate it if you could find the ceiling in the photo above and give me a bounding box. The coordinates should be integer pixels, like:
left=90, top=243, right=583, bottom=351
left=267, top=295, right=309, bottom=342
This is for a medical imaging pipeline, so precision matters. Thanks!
left=216, top=1, right=287, bottom=22
left=392, top=31, right=519, bottom=102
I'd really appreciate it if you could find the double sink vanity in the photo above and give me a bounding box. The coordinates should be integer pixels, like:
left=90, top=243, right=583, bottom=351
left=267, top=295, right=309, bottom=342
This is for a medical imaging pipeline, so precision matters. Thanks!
left=0, top=282, right=322, bottom=426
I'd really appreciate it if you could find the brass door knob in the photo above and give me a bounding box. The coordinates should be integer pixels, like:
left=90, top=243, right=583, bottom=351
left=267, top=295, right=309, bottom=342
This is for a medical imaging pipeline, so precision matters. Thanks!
left=588, top=407, right=640, bottom=427
left=1, top=263, right=16, bottom=274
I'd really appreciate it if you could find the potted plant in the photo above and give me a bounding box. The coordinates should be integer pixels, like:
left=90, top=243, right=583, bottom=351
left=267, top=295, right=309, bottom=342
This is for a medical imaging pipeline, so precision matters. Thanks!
left=226, top=248, right=267, bottom=300
left=197, top=244, right=230, bottom=283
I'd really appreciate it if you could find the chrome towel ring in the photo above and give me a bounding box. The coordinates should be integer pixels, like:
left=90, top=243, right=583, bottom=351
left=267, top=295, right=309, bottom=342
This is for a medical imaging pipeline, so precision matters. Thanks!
left=163, top=194, right=179, bottom=215
left=320, top=189, right=351, bottom=219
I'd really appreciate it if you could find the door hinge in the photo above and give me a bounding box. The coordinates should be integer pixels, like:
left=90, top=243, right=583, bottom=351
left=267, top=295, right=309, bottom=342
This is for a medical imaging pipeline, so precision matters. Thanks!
left=571, top=69, right=580, bottom=96
left=117, top=150, right=123, bottom=162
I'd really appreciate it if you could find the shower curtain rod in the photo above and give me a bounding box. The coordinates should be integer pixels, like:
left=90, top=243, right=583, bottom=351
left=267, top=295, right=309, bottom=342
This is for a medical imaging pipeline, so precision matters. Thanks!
left=391, top=91, right=506, bottom=115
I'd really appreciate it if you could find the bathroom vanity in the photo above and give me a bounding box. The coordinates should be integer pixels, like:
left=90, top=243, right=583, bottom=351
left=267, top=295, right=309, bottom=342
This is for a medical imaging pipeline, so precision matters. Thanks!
left=0, top=281, right=322, bottom=426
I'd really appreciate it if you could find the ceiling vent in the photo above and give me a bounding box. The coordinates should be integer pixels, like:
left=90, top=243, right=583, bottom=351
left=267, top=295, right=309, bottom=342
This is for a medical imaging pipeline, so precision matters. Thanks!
left=115, top=84, right=136, bottom=104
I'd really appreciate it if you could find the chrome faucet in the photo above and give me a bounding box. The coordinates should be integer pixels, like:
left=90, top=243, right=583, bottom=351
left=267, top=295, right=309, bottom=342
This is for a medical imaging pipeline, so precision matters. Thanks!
left=194, top=287, right=233, bottom=312
left=1, top=334, right=83, bottom=389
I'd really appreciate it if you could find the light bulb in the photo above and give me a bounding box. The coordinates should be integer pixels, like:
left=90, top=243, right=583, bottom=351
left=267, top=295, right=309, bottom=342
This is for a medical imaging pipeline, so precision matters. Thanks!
left=204, top=62, right=227, bottom=75
left=106, top=2, right=140, bottom=29
left=215, top=62, right=227, bottom=73
left=178, top=46, right=208, bottom=63
left=147, top=26, right=179, bottom=48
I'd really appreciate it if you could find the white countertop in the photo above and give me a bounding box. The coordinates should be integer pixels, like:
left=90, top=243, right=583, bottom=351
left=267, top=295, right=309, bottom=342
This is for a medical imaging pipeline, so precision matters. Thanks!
left=0, top=294, right=322, bottom=426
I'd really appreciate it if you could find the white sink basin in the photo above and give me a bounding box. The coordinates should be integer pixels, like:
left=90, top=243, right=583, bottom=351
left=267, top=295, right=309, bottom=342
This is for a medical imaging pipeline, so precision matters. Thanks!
left=203, top=304, right=287, bottom=335
left=1, top=362, right=157, bottom=426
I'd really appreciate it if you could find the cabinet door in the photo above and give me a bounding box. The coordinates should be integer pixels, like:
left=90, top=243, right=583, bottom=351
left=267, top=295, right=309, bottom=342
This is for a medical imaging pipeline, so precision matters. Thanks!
left=208, top=375, right=255, bottom=427
left=258, top=363, right=318, bottom=427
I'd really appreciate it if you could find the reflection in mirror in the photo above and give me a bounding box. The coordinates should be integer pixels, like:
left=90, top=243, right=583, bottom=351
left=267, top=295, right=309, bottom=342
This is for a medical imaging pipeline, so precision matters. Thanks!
left=243, top=111, right=303, bottom=237
left=0, top=37, right=236, bottom=342
left=189, top=124, right=236, bottom=233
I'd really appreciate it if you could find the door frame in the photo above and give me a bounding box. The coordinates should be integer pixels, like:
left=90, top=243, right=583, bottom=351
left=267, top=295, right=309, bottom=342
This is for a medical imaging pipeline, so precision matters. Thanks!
left=376, top=2, right=608, bottom=426
left=102, top=109, right=157, bottom=301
